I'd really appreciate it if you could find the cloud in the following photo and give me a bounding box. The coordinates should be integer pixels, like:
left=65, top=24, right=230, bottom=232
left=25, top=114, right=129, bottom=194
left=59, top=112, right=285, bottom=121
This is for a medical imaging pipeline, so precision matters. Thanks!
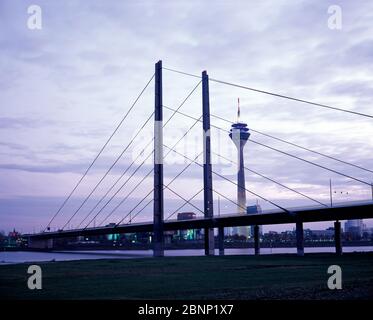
left=0, top=117, right=42, bottom=129
left=0, top=141, right=27, bottom=151
left=326, top=80, right=373, bottom=98
left=0, top=163, right=86, bottom=174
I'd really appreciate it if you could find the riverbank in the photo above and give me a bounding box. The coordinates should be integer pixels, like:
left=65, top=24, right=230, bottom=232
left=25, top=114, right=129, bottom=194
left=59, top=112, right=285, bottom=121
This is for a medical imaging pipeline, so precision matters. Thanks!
left=1, top=252, right=373, bottom=299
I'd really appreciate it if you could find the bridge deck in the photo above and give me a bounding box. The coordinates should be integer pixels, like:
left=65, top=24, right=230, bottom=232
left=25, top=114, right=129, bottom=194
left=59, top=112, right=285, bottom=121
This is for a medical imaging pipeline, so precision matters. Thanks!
left=26, top=201, right=373, bottom=240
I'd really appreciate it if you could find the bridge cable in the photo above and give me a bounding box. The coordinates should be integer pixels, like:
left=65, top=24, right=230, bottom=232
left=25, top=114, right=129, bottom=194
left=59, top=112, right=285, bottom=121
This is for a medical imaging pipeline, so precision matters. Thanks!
left=163, top=67, right=373, bottom=119
left=62, top=111, right=155, bottom=230
left=111, top=147, right=200, bottom=227
left=127, top=197, right=154, bottom=224
left=165, top=188, right=204, bottom=220
left=116, top=117, right=203, bottom=225
left=79, top=81, right=202, bottom=228
left=116, top=188, right=155, bottom=226
left=164, top=105, right=238, bottom=132
left=163, top=80, right=202, bottom=126
left=77, top=143, right=154, bottom=228
left=128, top=152, right=203, bottom=224
left=44, top=73, right=155, bottom=231
left=83, top=150, right=154, bottom=229
left=210, top=113, right=373, bottom=175
left=213, top=151, right=328, bottom=207
left=249, top=139, right=372, bottom=187
left=100, top=165, right=154, bottom=227
left=161, top=152, right=205, bottom=218
left=163, top=105, right=372, bottom=187
left=164, top=152, right=203, bottom=187
left=164, top=185, right=205, bottom=215
left=212, top=188, right=247, bottom=212
left=163, top=144, right=290, bottom=213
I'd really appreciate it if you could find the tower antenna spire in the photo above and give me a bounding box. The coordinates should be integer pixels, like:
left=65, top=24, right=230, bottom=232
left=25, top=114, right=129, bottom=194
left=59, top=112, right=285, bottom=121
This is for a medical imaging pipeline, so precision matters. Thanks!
left=237, top=98, right=240, bottom=123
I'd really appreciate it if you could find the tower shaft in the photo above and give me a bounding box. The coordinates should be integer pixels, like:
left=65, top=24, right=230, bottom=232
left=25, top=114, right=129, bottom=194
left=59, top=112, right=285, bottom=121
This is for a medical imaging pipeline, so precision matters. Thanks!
left=229, top=112, right=250, bottom=238
left=236, top=144, right=248, bottom=238
left=237, top=144, right=247, bottom=214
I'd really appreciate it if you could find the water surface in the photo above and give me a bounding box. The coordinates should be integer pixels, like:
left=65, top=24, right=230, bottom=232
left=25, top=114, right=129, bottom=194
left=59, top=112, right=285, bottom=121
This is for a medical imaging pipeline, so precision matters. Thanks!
left=2, top=246, right=373, bottom=265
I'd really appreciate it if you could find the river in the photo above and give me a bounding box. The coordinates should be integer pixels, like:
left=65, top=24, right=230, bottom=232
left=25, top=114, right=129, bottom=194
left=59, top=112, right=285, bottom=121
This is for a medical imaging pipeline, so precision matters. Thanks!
left=1, top=246, right=373, bottom=264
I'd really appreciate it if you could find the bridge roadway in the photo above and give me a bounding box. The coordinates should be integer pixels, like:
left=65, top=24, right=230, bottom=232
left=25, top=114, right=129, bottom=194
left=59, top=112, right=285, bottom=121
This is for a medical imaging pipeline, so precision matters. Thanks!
left=27, top=200, right=373, bottom=240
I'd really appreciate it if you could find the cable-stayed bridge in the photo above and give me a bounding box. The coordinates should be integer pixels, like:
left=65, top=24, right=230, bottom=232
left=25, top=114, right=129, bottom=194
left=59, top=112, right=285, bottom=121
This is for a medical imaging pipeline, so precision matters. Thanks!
left=25, top=60, right=373, bottom=257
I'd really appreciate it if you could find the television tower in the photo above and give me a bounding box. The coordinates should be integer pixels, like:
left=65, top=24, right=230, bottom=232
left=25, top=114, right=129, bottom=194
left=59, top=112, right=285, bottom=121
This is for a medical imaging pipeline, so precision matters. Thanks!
left=229, top=98, right=250, bottom=237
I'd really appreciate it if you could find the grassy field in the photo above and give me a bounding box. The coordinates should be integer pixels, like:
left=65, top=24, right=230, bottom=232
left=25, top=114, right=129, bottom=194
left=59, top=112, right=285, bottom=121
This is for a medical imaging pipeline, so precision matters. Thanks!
left=1, top=253, right=373, bottom=299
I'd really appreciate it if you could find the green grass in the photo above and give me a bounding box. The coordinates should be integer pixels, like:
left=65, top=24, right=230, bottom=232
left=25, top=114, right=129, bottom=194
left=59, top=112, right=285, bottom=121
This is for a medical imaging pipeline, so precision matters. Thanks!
left=1, top=253, right=373, bottom=299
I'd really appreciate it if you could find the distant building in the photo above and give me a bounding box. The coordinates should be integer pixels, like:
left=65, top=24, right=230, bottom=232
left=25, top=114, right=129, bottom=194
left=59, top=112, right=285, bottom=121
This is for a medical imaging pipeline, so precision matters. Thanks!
left=345, top=219, right=364, bottom=237
left=267, top=231, right=278, bottom=235
left=300, top=228, right=336, bottom=241
left=310, top=229, right=335, bottom=238
left=246, top=204, right=263, bottom=238
left=8, top=229, right=21, bottom=239
left=177, top=212, right=201, bottom=240
left=3, top=229, right=22, bottom=247
left=224, top=204, right=263, bottom=238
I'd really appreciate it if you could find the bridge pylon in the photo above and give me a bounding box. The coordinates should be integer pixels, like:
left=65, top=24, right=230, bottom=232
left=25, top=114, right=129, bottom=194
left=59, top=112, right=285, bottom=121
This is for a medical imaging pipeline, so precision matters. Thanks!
left=202, top=70, right=215, bottom=256
left=153, top=60, right=164, bottom=257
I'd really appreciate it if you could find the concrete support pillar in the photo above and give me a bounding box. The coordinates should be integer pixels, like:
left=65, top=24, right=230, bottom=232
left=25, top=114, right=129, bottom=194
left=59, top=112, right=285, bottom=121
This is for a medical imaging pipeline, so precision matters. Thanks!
left=218, top=226, right=224, bottom=256
left=28, top=238, right=54, bottom=250
left=296, top=221, right=304, bottom=256
left=47, top=238, right=53, bottom=249
left=254, top=225, right=260, bottom=256
left=334, top=220, right=342, bottom=256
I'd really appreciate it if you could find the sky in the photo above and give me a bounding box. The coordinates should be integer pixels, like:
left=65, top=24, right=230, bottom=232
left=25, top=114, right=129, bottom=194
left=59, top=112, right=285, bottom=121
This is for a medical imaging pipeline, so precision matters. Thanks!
left=0, top=0, right=373, bottom=234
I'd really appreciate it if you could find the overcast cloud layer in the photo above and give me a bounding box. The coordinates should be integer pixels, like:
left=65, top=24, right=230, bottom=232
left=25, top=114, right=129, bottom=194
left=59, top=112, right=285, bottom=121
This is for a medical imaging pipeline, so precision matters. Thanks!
left=0, top=0, right=373, bottom=233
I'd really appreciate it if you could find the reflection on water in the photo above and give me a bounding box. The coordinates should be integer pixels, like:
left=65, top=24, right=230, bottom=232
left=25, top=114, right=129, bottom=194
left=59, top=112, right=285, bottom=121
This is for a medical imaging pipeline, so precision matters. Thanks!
left=0, top=250, right=151, bottom=264
left=1, top=246, right=373, bottom=264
